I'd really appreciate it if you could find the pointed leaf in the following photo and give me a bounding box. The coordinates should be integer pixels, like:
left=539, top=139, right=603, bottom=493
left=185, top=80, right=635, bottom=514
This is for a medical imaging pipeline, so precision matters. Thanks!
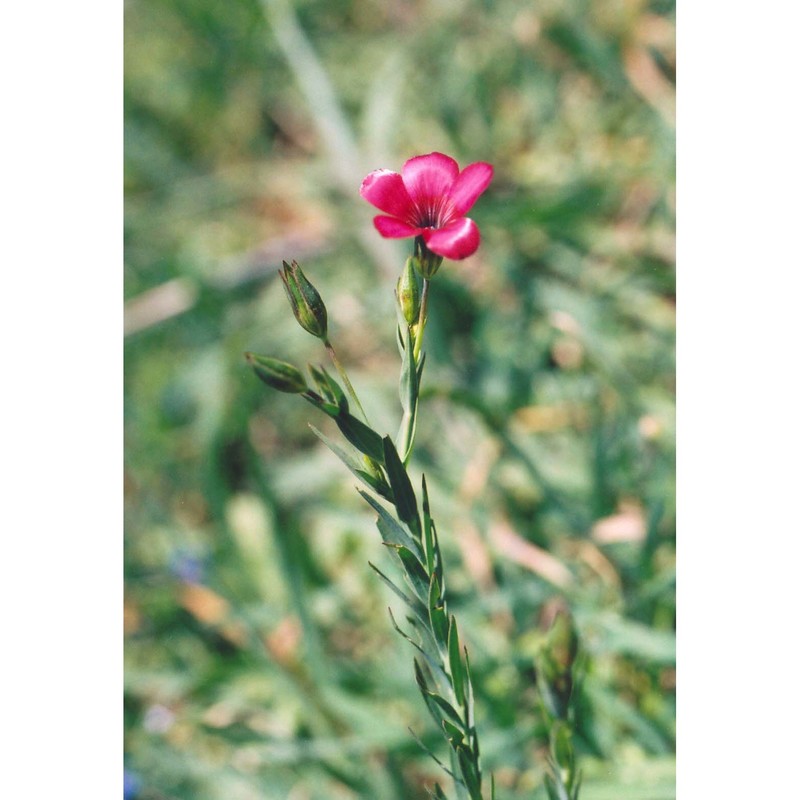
left=311, top=425, right=391, bottom=499
left=430, top=784, right=449, bottom=800
left=414, top=659, right=447, bottom=728
left=414, top=660, right=463, bottom=729
left=448, top=616, right=465, bottom=707
left=335, top=412, right=386, bottom=463
left=428, top=691, right=464, bottom=728
left=544, top=773, right=570, bottom=800
left=358, top=490, right=421, bottom=559
left=409, top=727, right=457, bottom=780
left=370, top=562, right=413, bottom=605
left=417, top=350, right=426, bottom=382
left=429, top=575, right=449, bottom=649
left=309, top=364, right=348, bottom=411
left=303, top=392, right=341, bottom=418
left=571, top=769, right=583, bottom=800
left=464, top=647, right=476, bottom=734
left=387, top=607, right=448, bottom=684
left=382, top=436, right=421, bottom=538
left=431, top=519, right=444, bottom=590
left=455, top=745, right=482, bottom=800
left=442, top=719, right=465, bottom=747
left=450, top=750, right=470, bottom=800
left=398, top=545, right=430, bottom=601
left=399, top=323, right=418, bottom=414
left=421, top=475, right=436, bottom=575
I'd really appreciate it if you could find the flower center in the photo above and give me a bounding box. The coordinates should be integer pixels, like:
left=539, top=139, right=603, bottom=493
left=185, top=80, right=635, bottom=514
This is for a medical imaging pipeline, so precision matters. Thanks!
left=412, top=194, right=455, bottom=229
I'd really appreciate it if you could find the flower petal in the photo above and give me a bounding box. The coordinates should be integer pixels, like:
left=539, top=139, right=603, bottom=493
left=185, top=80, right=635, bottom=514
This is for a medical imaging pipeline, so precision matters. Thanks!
left=401, top=152, right=460, bottom=207
left=448, top=162, right=494, bottom=216
left=422, top=217, right=480, bottom=260
left=373, top=215, right=421, bottom=239
left=360, top=170, right=415, bottom=219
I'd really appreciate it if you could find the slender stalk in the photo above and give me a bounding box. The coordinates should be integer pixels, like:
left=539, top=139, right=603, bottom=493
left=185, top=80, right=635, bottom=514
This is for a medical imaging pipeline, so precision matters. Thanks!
left=397, top=278, right=431, bottom=465
left=413, top=278, right=431, bottom=362
left=325, top=338, right=371, bottom=424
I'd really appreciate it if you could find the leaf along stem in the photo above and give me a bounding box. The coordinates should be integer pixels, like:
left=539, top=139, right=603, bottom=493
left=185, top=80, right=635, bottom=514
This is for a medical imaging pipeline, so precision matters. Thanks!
left=413, top=278, right=431, bottom=362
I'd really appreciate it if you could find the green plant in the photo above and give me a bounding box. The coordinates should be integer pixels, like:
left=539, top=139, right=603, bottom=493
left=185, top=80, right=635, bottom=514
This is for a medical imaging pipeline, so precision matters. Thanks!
left=247, top=152, right=586, bottom=799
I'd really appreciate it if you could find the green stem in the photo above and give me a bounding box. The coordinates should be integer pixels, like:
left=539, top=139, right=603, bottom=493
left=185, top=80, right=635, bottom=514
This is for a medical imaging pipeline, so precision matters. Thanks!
left=398, top=278, right=431, bottom=465
left=325, top=338, right=370, bottom=424
left=413, top=278, right=431, bottom=362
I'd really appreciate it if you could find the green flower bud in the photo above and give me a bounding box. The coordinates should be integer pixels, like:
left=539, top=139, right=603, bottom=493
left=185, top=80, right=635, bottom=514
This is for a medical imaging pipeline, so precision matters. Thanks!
left=279, top=260, right=328, bottom=339
left=536, top=612, right=579, bottom=720
left=309, top=364, right=347, bottom=410
left=547, top=612, right=578, bottom=674
left=397, top=256, right=422, bottom=326
left=245, top=352, right=308, bottom=394
left=414, top=236, right=443, bottom=279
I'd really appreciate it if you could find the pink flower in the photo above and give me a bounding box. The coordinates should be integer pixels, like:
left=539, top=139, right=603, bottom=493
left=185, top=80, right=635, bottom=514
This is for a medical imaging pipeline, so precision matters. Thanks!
left=359, top=152, right=493, bottom=261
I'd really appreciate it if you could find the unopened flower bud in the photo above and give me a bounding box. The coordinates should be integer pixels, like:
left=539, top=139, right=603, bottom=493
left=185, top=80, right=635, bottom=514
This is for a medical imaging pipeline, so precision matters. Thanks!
left=414, top=237, right=443, bottom=279
left=309, top=364, right=347, bottom=410
left=547, top=612, right=578, bottom=674
left=246, top=352, right=308, bottom=394
left=397, top=256, right=422, bottom=326
left=279, top=260, right=328, bottom=339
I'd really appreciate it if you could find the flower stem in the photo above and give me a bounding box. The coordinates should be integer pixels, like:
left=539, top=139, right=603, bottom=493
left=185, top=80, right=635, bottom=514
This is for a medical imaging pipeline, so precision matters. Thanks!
left=324, top=338, right=370, bottom=424
left=413, top=278, right=431, bottom=362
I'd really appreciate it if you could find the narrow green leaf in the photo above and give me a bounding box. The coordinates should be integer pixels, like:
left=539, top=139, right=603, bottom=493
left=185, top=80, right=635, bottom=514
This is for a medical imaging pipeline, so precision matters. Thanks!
left=396, top=322, right=421, bottom=463
left=429, top=783, right=449, bottom=800
left=387, top=607, right=447, bottom=684
left=302, top=392, right=340, bottom=418
left=421, top=475, right=436, bottom=575
left=311, top=425, right=391, bottom=499
left=448, top=616, right=465, bottom=707
left=369, top=563, right=418, bottom=613
left=544, top=772, right=570, bottom=800
left=463, top=647, right=476, bottom=734
left=414, top=659, right=446, bottom=728
left=421, top=474, right=432, bottom=518
left=431, top=519, right=444, bottom=591
left=382, top=436, right=421, bottom=538
left=398, top=545, right=430, bottom=601
left=310, top=423, right=360, bottom=470
left=309, top=364, right=348, bottom=411
left=428, top=691, right=464, bottom=728
left=442, top=719, right=464, bottom=747
left=335, top=412, right=386, bottom=463
left=450, top=751, right=470, bottom=800
left=429, top=577, right=449, bottom=650
left=490, top=774, right=496, bottom=800
left=358, top=490, right=421, bottom=559
left=570, top=769, right=583, bottom=800
left=415, top=660, right=463, bottom=730
left=409, top=727, right=457, bottom=780
left=456, top=745, right=482, bottom=800
left=399, top=323, right=418, bottom=414
left=356, top=470, right=393, bottom=501
left=319, top=365, right=347, bottom=408
left=405, top=615, right=447, bottom=682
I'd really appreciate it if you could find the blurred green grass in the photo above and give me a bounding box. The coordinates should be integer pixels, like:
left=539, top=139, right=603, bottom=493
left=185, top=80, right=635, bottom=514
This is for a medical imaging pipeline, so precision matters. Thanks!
left=124, top=0, right=675, bottom=797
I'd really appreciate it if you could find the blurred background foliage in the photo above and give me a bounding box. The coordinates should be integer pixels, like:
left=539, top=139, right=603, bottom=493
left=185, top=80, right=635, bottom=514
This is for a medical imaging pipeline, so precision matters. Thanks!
left=124, top=0, right=675, bottom=797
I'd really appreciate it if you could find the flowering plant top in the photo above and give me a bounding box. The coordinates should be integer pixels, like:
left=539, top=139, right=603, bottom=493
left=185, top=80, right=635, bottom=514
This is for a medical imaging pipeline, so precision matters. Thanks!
left=360, top=152, right=493, bottom=260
